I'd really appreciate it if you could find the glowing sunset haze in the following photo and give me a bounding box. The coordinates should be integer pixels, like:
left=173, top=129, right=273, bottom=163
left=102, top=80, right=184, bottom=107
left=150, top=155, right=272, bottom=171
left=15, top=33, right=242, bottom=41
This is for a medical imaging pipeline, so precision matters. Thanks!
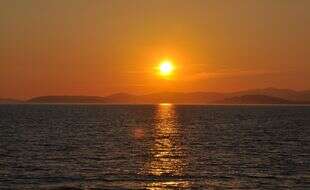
left=1, top=0, right=309, bottom=99
left=1, top=1, right=310, bottom=189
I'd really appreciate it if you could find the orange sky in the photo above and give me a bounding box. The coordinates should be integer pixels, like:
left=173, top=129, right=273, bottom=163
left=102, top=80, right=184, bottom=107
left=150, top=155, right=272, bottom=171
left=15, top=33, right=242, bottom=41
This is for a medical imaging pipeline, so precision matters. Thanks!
left=1, top=0, right=310, bottom=99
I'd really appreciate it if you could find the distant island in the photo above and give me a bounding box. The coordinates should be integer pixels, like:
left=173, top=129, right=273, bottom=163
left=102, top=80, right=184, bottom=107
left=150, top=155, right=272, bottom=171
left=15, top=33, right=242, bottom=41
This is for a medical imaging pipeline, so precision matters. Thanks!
left=0, top=98, right=23, bottom=104
left=1, top=88, right=310, bottom=104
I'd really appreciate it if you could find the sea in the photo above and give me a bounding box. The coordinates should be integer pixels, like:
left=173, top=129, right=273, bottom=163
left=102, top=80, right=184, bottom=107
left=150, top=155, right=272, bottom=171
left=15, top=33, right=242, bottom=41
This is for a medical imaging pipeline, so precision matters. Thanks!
left=0, top=104, right=309, bottom=189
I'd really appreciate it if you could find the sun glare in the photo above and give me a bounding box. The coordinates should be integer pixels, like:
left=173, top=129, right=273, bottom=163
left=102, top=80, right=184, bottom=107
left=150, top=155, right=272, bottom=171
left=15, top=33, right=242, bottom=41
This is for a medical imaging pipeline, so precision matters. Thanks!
left=159, top=60, right=174, bottom=76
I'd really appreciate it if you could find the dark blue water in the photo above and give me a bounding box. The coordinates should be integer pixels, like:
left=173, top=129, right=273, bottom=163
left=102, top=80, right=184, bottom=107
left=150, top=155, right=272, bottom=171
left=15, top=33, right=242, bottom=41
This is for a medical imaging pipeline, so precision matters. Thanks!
left=0, top=104, right=309, bottom=189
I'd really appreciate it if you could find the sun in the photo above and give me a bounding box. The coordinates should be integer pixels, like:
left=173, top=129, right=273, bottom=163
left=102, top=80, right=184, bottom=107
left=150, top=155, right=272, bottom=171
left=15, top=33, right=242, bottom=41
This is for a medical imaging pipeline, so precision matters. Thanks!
left=159, top=60, right=174, bottom=76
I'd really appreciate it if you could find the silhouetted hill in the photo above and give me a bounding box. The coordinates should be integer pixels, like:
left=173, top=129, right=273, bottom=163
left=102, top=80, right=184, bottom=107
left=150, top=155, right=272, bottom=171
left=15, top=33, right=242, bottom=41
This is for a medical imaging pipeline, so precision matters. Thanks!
left=218, top=95, right=294, bottom=104
left=229, top=88, right=310, bottom=102
left=26, top=88, right=310, bottom=104
left=0, top=98, right=23, bottom=104
left=299, top=90, right=310, bottom=101
left=28, top=96, right=107, bottom=103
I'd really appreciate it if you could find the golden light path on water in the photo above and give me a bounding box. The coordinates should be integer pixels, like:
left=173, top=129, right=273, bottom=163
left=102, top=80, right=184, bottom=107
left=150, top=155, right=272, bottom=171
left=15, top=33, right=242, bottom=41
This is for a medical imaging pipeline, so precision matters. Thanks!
left=145, top=103, right=190, bottom=189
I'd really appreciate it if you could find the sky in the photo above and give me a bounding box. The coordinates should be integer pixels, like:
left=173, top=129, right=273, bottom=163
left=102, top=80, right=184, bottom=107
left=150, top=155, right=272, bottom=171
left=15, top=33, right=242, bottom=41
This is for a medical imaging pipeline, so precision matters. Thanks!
left=1, top=0, right=310, bottom=99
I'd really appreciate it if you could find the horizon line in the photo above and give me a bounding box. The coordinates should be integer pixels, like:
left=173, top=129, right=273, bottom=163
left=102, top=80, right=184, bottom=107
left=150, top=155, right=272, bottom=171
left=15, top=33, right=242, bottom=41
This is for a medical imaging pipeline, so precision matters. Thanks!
left=2, top=87, right=310, bottom=101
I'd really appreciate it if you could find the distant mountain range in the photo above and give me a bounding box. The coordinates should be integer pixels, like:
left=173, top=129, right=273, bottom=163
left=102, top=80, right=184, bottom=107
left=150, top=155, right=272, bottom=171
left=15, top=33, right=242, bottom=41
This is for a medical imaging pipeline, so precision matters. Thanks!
left=219, top=95, right=294, bottom=104
left=1, top=88, right=310, bottom=104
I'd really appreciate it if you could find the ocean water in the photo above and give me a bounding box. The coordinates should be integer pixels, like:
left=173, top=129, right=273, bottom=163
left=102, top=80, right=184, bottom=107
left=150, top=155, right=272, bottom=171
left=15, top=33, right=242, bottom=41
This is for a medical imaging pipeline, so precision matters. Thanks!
left=0, top=104, right=309, bottom=189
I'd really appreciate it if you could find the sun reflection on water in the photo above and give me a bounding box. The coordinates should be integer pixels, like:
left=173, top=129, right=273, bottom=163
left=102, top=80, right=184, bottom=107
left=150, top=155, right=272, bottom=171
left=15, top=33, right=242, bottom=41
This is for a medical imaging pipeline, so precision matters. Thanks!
left=144, top=104, right=189, bottom=189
